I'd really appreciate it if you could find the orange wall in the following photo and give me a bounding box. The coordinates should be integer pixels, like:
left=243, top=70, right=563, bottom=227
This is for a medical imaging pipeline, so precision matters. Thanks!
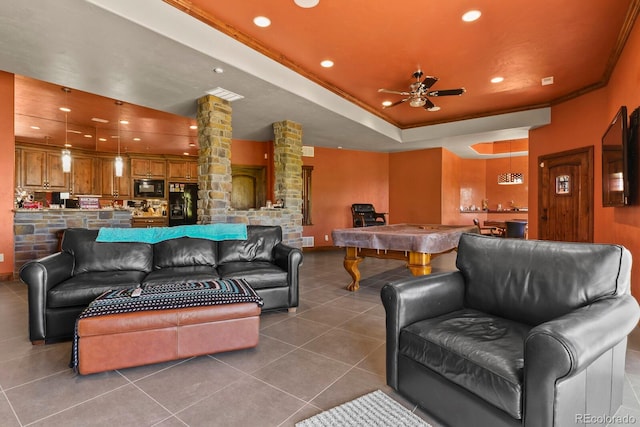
left=303, top=147, right=389, bottom=247
left=389, top=148, right=443, bottom=223
left=485, top=155, right=529, bottom=210
left=529, top=16, right=640, bottom=296
left=0, top=72, right=15, bottom=278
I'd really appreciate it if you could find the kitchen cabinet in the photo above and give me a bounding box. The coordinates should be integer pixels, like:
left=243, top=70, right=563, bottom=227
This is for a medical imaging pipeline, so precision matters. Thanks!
left=167, top=160, right=198, bottom=181
left=131, top=158, right=166, bottom=178
left=99, top=157, right=131, bottom=198
left=131, top=216, right=168, bottom=228
left=20, top=147, right=68, bottom=191
left=70, top=155, right=97, bottom=195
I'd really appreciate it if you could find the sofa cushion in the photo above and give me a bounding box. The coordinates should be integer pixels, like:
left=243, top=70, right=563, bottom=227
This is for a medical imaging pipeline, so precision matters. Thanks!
left=400, top=308, right=529, bottom=420
left=63, top=228, right=153, bottom=274
left=48, top=271, right=147, bottom=308
left=142, top=266, right=220, bottom=286
left=456, top=233, right=632, bottom=325
left=153, top=238, right=218, bottom=269
left=218, top=226, right=281, bottom=263
left=217, top=261, right=287, bottom=290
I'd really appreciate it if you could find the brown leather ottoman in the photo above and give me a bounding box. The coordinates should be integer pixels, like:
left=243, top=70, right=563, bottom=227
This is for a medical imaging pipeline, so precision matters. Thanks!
left=72, top=280, right=262, bottom=375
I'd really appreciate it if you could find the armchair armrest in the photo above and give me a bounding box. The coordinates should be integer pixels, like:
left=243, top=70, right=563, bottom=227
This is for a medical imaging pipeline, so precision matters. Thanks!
left=273, top=243, right=303, bottom=307
left=524, top=295, right=640, bottom=427
left=381, top=271, right=465, bottom=388
left=19, top=251, right=74, bottom=343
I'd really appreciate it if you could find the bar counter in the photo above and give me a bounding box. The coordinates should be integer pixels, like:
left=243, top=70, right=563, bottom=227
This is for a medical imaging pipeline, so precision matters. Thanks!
left=13, top=208, right=134, bottom=275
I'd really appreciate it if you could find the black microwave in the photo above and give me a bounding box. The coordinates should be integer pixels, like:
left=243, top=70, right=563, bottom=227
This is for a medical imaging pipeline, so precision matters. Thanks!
left=133, top=179, right=165, bottom=198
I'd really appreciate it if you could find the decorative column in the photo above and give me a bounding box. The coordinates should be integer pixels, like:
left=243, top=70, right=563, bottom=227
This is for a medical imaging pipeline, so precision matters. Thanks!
left=273, top=120, right=303, bottom=214
left=197, top=95, right=232, bottom=223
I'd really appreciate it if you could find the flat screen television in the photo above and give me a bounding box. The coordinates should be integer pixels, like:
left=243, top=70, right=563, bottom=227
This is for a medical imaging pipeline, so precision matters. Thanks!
left=602, top=106, right=630, bottom=206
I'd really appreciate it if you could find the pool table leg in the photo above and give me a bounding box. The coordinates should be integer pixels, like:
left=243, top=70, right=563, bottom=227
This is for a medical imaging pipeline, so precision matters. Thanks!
left=408, top=251, right=432, bottom=275
left=344, top=246, right=363, bottom=291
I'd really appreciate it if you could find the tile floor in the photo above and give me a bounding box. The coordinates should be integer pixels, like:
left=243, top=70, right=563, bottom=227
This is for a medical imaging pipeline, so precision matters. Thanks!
left=0, top=250, right=639, bottom=426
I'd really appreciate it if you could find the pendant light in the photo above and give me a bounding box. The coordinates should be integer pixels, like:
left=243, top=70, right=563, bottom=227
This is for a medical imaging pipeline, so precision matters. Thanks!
left=497, top=140, right=524, bottom=185
left=60, top=87, right=72, bottom=173
left=114, top=101, right=124, bottom=177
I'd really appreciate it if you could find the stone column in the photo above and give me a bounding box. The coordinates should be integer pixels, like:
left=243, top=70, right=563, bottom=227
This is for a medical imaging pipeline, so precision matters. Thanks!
left=197, top=95, right=232, bottom=223
left=273, top=120, right=303, bottom=214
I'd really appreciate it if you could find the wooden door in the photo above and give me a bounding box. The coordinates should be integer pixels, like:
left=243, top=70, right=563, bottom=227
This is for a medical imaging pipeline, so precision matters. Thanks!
left=538, top=146, right=593, bottom=242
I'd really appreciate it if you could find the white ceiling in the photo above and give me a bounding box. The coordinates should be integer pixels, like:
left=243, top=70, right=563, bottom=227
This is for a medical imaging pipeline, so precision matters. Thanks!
left=0, top=0, right=550, bottom=158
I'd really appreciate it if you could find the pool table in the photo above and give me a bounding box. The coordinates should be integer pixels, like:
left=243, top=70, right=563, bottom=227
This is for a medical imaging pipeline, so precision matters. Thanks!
left=332, top=223, right=477, bottom=291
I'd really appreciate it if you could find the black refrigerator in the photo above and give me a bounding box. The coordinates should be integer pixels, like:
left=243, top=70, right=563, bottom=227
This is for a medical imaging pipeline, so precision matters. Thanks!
left=168, top=182, right=198, bottom=226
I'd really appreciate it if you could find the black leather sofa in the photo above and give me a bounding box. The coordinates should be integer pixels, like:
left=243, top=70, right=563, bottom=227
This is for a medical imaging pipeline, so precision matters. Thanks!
left=20, top=225, right=303, bottom=344
left=382, top=233, right=639, bottom=427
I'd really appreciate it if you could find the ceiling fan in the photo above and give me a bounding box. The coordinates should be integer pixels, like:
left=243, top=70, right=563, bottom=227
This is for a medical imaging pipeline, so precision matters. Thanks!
left=378, top=70, right=465, bottom=111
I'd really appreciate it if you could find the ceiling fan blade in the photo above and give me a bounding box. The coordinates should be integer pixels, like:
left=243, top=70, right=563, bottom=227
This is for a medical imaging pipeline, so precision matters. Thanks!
left=427, top=88, right=466, bottom=97
left=421, top=76, right=438, bottom=89
left=378, top=88, right=411, bottom=96
left=424, top=98, right=435, bottom=110
left=383, top=98, right=409, bottom=109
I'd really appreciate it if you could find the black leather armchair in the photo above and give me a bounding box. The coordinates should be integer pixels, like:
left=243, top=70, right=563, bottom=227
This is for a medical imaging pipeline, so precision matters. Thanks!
left=351, top=203, right=386, bottom=227
left=382, top=233, right=639, bottom=427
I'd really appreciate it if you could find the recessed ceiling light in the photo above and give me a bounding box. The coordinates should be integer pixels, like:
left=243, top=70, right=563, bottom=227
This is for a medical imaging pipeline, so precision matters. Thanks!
left=253, top=16, right=271, bottom=27
left=491, top=76, right=504, bottom=83
left=320, top=59, right=334, bottom=68
left=99, top=137, right=107, bottom=142
left=64, top=143, right=72, bottom=147
left=84, top=134, right=92, bottom=138
left=462, top=10, right=481, bottom=22
left=119, top=120, right=129, bottom=125
left=91, top=117, right=109, bottom=123
left=212, top=67, right=224, bottom=74
left=190, top=125, right=197, bottom=130
left=382, top=101, right=393, bottom=107
left=133, top=137, right=141, bottom=141
left=189, top=143, right=196, bottom=147
left=30, top=125, right=40, bottom=130
left=183, top=152, right=190, bottom=156
left=294, top=0, right=320, bottom=8
left=59, top=107, right=71, bottom=113
left=67, top=129, right=82, bottom=134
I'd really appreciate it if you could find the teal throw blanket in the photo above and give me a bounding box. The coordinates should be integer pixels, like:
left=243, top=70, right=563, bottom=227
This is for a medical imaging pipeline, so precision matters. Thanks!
left=96, top=223, right=247, bottom=243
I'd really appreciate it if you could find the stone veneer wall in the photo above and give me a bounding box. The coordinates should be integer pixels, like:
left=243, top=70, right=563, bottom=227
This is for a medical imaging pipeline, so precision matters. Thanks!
left=13, top=209, right=132, bottom=274
left=197, top=96, right=303, bottom=248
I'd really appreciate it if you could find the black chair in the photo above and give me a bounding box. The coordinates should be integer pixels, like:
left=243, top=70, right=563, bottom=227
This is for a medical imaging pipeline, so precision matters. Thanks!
left=351, top=203, right=386, bottom=227
left=382, top=233, right=639, bottom=427
left=505, top=220, right=527, bottom=238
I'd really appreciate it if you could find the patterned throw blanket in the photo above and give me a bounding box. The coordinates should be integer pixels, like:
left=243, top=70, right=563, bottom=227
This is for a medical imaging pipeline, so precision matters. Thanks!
left=71, top=279, right=263, bottom=372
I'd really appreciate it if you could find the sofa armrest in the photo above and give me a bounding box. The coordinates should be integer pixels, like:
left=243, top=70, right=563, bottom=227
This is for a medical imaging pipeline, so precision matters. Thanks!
left=19, top=252, right=74, bottom=343
left=524, top=295, right=640, bottom=427
left=273, top=243, right=303, bottom=308
left=381, top=271, right=465, bottom=389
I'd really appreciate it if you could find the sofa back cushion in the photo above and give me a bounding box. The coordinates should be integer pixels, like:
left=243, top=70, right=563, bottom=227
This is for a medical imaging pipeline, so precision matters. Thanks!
left=153, top=237, right=218, bottom=269
left=62, top=228, right=153, bottom=274
left=456, top=233, right=631, bottom=325
left=218, top=225, right=282, bottom=263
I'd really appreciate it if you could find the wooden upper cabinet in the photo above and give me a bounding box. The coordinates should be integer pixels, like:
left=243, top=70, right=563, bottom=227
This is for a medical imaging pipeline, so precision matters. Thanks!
left=167, top=160, right=198, bottom=181
left=71, top=155, right=97, bottom=195
left=100, top=157, right=131, bottom=198
left=131, top=158, right=166, bottom=178
left=20, top=147, right=68, bottom=190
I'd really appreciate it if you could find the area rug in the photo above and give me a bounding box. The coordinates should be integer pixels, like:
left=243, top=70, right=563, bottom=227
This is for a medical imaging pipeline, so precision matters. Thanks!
left=296, top=390, right=432, bottom=427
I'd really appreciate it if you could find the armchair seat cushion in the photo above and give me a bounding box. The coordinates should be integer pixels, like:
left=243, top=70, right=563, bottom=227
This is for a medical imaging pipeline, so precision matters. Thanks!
left=48, top=271, right=147, bottom=308
left=218, top=261, right=287, bottom=290
left=142, top=266, right=220, bottom=286
left=401, top=308, right=529, bottom=419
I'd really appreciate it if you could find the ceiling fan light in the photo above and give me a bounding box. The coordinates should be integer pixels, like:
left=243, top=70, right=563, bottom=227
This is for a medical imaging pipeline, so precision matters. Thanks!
left=498, top=172, right=524, bottom=185
left=409, top=98, right=426, bottom=108
left=427, top=106, right=441, bottom=112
